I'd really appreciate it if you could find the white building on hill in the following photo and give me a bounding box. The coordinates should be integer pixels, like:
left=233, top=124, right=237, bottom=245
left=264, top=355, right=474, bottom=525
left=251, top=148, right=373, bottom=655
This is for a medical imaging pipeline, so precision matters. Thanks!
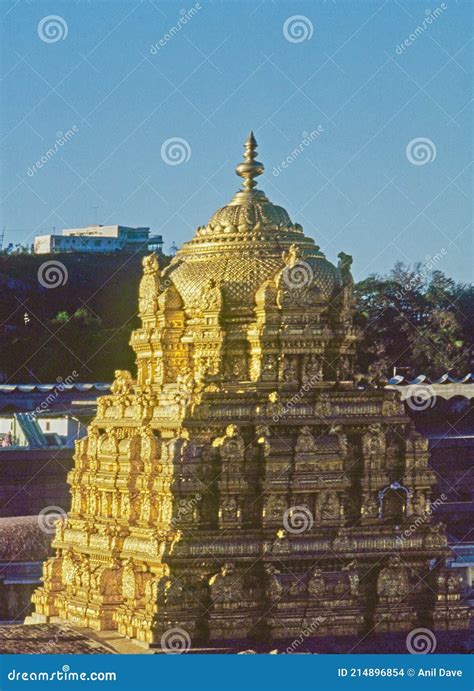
left=34, top=225, right=163, bottom=254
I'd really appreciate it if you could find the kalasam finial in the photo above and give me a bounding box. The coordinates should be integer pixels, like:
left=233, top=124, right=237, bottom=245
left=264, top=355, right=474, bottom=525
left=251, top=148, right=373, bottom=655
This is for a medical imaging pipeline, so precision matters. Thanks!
left=235, top=131, right=264, bottom=192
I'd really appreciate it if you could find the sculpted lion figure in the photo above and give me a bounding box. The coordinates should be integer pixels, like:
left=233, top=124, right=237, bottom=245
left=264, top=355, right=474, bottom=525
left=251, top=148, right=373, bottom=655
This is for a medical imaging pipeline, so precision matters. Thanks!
left=337, top=251, right=353, bottom=275
left=142, top=253, right=159, bottom=275
left=110, top=370, right=134, bottom=396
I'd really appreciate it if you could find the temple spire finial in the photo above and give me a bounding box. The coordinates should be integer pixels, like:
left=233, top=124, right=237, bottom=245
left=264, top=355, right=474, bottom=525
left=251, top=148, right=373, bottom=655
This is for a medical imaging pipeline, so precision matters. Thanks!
left=235, top=131, right=264, bottom=192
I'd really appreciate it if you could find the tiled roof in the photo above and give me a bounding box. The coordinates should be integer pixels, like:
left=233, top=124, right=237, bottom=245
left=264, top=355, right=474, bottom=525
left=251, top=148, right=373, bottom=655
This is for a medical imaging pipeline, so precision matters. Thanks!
left=388, top=374, right=473, bottom=385
left=0, top=383, right=111, bottom=393
left=0, top=515, right=60, bottom=563
left=387, top=374, right=474, bottom=400
left=0, top=625, right=113, bottom=654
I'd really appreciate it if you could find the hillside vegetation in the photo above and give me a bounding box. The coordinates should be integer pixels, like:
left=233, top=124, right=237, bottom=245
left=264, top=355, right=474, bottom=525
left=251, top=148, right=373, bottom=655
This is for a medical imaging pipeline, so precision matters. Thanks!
left=0, top=254, right=471, bottom=382
left=0, top=252, right=166, bottom=382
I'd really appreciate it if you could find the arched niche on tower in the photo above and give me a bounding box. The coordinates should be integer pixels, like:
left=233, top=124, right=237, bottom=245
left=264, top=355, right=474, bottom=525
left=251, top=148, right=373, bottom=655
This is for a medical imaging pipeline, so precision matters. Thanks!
left=378, top=481, right=411, bottom=523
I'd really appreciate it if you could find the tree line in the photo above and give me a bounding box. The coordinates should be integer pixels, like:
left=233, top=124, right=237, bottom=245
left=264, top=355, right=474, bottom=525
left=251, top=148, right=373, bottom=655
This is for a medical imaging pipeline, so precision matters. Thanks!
left=0, top=254, right=471, bottom=382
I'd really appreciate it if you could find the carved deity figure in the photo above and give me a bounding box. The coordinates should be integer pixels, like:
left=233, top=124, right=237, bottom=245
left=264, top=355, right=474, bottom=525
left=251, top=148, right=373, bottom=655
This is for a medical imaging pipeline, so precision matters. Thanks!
left=411, top=491, right=426, bottom=516
left=228, top=355, right=246, bottom=379
left=446, top=572, right=462, bottom=595
left=333, top=527, right=355, bottom=551
left=424, top=522, right=447, bottom=548
left=164, top=576, right=186, bottom=605
left=377, top=556, right=410, bottom=601
left=219, top=425, right=245, bottom=463
left=265, top=565, right=283, bottom=602
left=363, top=495, right=379, bottom=519
left=121, top=559, right=136, bottom=601
left=307, top=568, right=325, bottom=598
left=337, top=354, right=352, bottom=381
left=320, top=492, right=339, bottom=520
left=262, top=354, right=278, bottom=376
left=282, top=244, right=302, bottom=267
left=272, top=529, right=290, bottom=554
left=314, top=393, right=331, bottom=417
left=282, top=356, right=298, bottom=382
left=138, top=253, right=160, bottom=317
left=295, top=426, right=317, bottom=453
left=343, top=561, right=359, bottom=597
left=209, top=563, right=242, bottom=604
left=140, top=492, right=151, bottom=522
left=265, top=494, right=287, bottom=520
left=302, top=354, right=322, bottom=382
left=202, top=278, right=222, bottom=310
left=160, top=496, right=173, bottom=523
left=176, top=367, right=194, bottom=396
left=221, top=497, right=238, bottom=522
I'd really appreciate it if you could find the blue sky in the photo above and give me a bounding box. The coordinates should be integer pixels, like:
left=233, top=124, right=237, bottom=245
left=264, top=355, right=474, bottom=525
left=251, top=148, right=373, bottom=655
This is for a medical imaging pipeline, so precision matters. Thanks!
left=1, top=0, right=472, bottom=282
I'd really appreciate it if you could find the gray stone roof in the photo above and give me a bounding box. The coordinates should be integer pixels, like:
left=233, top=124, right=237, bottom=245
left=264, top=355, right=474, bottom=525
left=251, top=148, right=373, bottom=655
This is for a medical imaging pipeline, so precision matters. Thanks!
left=0, top=624, right=113, bottom=654
left=0, top=515, right=58, bottom=563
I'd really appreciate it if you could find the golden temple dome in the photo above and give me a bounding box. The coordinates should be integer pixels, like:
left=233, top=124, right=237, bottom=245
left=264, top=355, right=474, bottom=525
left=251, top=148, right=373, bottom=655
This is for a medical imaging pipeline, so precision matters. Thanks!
left=163, top=133, right=344, bottom=310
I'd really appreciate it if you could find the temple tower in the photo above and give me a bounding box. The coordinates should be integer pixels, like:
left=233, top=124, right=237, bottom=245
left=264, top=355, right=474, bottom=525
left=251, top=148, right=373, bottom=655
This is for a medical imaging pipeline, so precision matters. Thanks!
left=31, top=134, right=469, bottom=646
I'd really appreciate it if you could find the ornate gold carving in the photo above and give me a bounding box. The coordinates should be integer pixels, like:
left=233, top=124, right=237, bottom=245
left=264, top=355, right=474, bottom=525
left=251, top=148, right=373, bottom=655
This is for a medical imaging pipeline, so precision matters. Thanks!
left=377, top=556, right=410, bottom=602
left=138, top=254, right=160, bottom=318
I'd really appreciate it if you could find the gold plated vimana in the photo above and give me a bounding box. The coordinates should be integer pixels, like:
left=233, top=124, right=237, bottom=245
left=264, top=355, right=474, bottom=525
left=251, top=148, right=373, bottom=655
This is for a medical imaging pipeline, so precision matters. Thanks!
left=31, top=134, right=469, bottom=646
